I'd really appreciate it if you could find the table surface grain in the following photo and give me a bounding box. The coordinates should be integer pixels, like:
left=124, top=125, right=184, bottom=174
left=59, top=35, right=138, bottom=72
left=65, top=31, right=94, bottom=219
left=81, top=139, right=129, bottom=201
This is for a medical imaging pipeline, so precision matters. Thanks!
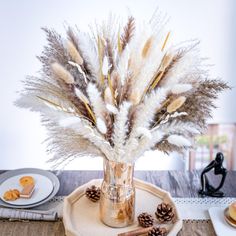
left=0, top=170, right=235, bottom=197
left=0, top=170, right=236, bottom=236
left=53, top=170, right=236, bottom=197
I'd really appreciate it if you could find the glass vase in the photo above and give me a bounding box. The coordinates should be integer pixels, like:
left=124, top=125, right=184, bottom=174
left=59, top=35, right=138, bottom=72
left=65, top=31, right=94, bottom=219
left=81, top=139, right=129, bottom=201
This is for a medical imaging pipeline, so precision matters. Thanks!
left=99, top=159, right=135, bottom=228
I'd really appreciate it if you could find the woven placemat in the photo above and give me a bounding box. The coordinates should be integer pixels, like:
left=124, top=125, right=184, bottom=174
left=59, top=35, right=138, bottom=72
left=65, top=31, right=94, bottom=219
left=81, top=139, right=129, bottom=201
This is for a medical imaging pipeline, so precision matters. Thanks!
left=0, top=219, right=215, bottom=236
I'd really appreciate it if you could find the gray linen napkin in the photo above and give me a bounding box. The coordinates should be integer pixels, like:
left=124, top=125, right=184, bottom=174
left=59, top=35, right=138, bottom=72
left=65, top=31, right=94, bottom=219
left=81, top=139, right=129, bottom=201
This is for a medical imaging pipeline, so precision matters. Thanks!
left=0, top=196, right=63, bottom=221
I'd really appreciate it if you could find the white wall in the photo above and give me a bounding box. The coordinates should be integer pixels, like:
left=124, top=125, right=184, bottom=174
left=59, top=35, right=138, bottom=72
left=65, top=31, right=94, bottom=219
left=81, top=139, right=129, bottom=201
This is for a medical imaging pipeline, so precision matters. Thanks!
left=0, top=0, right=234, bottom=170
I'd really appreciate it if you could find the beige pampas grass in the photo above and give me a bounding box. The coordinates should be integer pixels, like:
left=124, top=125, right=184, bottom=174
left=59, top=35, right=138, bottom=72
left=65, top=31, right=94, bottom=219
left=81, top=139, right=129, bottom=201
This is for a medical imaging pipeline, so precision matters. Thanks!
left=17, top=13, right=229, bottom=165
left=150, top=54, right=173, bottom=90
left=167, top=96, right=186, bottom=113
left=75, top=88, right=89, bottom=104
left=142, top=36, right=153, bottom=58
left=51, top=62, right=75, bottom=84
left=67, top=40, right=83, bottom=65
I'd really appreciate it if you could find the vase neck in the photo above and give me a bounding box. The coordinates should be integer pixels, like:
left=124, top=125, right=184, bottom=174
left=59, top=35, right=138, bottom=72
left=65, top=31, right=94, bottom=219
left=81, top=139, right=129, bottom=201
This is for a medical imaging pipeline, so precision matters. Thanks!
left=103, top=160, right=134, bottom=186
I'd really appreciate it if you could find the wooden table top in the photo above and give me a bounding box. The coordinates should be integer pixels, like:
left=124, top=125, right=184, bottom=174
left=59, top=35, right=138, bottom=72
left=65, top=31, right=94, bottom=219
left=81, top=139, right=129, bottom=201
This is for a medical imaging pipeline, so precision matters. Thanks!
left=1, top=170, right=235, bottom=197
left=53, top=170, right=236, bottom=197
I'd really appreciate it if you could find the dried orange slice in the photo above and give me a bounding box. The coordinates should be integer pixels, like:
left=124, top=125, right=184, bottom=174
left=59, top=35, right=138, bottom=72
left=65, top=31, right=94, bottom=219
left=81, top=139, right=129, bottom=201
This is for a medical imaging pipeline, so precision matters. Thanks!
left=3, top=189, right=20, bottom=201
left=19, top=176, right=35, bottom=187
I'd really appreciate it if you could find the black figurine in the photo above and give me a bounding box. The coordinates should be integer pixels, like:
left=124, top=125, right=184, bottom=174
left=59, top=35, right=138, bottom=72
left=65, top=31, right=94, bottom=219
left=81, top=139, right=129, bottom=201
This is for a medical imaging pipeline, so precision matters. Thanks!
left=199, top=152, right=227, bottom=197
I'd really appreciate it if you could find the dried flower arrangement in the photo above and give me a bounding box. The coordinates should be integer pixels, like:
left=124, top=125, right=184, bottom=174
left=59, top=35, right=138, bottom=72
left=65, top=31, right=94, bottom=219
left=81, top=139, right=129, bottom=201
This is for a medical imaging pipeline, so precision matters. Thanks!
left=16, top=13, right=229, bottom=166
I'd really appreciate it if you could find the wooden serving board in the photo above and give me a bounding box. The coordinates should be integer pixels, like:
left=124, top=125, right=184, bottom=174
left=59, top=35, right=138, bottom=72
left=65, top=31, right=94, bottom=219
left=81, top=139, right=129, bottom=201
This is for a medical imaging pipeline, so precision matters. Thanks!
left=63, top=178, right=182, bottom=236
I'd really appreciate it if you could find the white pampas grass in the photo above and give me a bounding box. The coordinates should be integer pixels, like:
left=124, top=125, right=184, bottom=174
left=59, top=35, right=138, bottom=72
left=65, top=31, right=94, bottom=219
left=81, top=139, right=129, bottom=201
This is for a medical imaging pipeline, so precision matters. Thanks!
left=113, top=102, right=131, bottom=161
left=171, top=84, right=192, bottom=94
left=132, top=37, right=164, bottom=99
left=67, top=40, right=83, bottom=65
left=51, top=62, right=75, bottom=84
left=59, top=116, right=81, bottom=128
left=17, top=15, right=227, bottom=166
left=96, top=117, right=107, bottom=134
left=161, top=47, right=201, bottom=88
left=106, top=104, right=118, bottom=114
left=59, top=116, right=113, bottom=159
left=76, top=31, right=100, bottom=77
left=133, top=88, right=167, bottom=130
left=167, top=135, right=191, bottom=147
left=136, top=127, right=152, bottom=140
left=117, top=45, right=130, bottom=85
left=102, top=56, right=111, bottom=76
left=124, top=88, right=167, bottom=157
left=87, top=83, right=106, bottom=119
left=130, top=130, right=163, bottom=163
left=158, top=120, right=201, bottom=137
left=75, top=88, right=89, bottom=104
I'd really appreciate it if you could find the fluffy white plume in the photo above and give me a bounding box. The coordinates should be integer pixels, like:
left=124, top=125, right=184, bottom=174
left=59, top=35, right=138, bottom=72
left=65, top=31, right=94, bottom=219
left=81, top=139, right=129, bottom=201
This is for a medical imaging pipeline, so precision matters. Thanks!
left=117, top=45, right=130, bottom=85
left=167, top=135, right=192, bottom=147
left=124, top=88, right=167, bottom=157
left=102, top=56, right=111, bottom=76
left=133, top=88, right=167, bottom=130
left=59, top=116, right=113, bottom=159
left=106, top=104, right=118, bottom=114
left=96, top=117, right=107, bottom=134
left=132, top=37, right=164, bottom=98
left=171, top=84, right=192, bottom=94
left=75, top=88, right=89, bottom=104
left=77, top=31, right=100, bottom=77
left=113, top=102, right=131, bottom=162
left=161, top=48, right=201, bottom=88
left=130, top=130, right=164, bottom=163
left=158, top=120, right=201, bottom=136
left=59, top=116, right=81, bottom=127
left=136, top=127, right=152, bottom=140
left=87, top=83, right=107, bottom=119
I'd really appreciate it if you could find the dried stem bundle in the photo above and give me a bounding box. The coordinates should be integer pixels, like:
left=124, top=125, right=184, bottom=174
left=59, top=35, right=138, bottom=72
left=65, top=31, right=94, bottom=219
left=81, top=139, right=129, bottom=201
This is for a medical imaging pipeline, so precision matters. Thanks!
left=16, top=12, right=229, bottom=166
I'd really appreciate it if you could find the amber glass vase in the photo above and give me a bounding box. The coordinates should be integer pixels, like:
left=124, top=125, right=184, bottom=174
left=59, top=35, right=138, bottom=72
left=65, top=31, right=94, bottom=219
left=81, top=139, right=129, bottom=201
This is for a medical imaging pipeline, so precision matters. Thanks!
left=99, top=159, right=135, bottom=228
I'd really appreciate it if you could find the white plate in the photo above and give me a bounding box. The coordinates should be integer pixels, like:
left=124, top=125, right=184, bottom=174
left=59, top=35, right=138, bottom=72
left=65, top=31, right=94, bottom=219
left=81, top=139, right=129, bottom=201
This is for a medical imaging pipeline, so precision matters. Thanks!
left=0, top=173, right=54, bottom=206
left=209, top=207, right=236, bottom=236
left=0, top=168, right=60, bottom=209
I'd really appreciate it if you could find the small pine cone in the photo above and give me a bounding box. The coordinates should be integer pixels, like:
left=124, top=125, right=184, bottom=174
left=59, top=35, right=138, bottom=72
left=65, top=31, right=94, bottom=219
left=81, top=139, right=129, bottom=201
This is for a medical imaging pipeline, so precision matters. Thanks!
left=137, top=212, right=154, bottom=228
left=85, top=185, right=101, bottom=202
left=148, top=226, right=167, bottom=236
left=155, top=202, right=174, bottom=223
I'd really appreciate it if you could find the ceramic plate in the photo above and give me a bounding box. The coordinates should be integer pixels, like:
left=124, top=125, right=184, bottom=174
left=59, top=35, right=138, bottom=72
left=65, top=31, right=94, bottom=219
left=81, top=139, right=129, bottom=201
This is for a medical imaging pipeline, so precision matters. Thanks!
left=0, top=173, right=53, bottom=206
left=0, top=168, right=60, bottom=209
left=224, top=207, right=236, bottom=228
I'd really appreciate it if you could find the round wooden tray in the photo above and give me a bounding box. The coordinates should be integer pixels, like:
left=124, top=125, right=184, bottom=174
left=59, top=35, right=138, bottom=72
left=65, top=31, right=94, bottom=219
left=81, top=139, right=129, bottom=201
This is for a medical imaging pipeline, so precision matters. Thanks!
left=63, top=178, right=182, bottom=236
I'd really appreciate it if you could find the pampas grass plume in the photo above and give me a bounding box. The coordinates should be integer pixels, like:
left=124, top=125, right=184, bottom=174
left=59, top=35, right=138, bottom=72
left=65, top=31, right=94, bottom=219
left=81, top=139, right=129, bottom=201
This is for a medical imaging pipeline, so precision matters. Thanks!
left=96, top=117, right=107, bottom=134
left=67, top=40, right=83, bottom=65
left=51, top=62, right=75, bottom=84
left=167, top=135, right=191, bottom=147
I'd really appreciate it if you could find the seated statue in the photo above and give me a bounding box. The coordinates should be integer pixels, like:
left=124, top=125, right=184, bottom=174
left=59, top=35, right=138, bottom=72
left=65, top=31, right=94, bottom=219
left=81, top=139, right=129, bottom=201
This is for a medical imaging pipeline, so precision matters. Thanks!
left=198, top=152, right=227, bottom=197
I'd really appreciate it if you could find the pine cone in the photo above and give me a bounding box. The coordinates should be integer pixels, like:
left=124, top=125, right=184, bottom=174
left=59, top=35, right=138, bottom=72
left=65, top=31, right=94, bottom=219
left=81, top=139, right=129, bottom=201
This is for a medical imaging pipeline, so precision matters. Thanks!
left=85, top=185, right=101, bottom=202
left=137, top=212, right=154, bottom=227
left=155, top=203, right=174, bottom=223
left=148, top=226, right=167, bottom=236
